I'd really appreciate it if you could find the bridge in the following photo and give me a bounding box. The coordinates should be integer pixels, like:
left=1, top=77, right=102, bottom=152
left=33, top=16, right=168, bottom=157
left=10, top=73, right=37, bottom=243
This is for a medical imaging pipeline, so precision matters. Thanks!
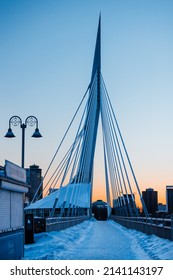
left=25, top=16, right=173, bottom=242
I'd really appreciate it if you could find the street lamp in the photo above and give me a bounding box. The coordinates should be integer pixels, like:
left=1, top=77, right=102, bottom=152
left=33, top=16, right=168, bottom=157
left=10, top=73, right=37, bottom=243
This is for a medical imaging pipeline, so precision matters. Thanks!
left=5, top=115, right=42, bottom=168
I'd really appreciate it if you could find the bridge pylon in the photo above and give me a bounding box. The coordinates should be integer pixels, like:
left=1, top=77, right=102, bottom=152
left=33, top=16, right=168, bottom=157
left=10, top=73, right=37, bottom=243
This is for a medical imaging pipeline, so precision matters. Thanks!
left=25, top=16, right=149, bottom=229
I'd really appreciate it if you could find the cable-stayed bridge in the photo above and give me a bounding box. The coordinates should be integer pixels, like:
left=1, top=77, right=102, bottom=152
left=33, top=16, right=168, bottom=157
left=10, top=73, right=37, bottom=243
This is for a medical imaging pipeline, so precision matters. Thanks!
left=25, top=16, right=173, bottom=242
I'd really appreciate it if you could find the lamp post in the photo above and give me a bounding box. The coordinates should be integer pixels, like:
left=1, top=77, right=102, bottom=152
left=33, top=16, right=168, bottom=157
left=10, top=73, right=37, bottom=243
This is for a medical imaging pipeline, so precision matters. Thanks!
left=5, top=115, right=42, bottom=168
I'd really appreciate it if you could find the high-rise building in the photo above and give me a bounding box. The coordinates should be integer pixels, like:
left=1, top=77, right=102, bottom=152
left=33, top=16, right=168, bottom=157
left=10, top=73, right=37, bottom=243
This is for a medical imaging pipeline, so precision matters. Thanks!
left=26, top=164, right=43, bottom=203
left=166, top=186, right=173, bottom=213
left=142, top=188, right=158, bottom=214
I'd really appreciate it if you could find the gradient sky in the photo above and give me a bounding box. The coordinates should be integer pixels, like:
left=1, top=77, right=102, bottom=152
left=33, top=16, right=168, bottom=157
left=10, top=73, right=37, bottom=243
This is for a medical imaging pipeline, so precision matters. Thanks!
left=1, top=0, right=173, bottom=204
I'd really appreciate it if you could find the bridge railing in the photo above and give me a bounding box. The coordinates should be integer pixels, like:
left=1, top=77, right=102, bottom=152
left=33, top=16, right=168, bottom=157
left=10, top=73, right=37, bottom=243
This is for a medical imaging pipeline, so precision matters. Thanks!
left=34, top=215, right=89, bottom=233
left=111, top=215, right=173, bottom=241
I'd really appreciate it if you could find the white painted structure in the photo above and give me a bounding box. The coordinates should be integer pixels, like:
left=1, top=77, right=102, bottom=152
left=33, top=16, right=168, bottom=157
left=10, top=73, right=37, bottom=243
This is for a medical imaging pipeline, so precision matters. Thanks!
left=25, top=183, right=91, bottom=210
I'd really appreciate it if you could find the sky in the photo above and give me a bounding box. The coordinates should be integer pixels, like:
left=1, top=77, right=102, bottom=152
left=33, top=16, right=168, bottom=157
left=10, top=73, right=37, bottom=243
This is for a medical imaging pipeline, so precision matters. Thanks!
left=1, top=0, right=173, bottom=205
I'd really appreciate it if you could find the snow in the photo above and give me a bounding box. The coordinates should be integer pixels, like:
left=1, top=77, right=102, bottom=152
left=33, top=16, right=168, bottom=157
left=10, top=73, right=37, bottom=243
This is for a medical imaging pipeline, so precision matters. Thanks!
left=23, top=219, right=173, bottom=260
left=25, top=183, right=91, bottom=210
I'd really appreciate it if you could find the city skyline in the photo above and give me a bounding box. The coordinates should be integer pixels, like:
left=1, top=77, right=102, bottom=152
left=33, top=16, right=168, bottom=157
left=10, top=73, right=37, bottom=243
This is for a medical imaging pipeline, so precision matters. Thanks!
left=1, top=0, right=173, bottom=204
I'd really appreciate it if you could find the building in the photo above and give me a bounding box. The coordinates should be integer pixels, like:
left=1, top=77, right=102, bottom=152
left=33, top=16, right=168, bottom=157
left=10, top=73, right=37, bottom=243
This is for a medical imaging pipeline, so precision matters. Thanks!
left=92, top=200, right=111, bottom=220
left=113, top=193, right=138, bottom=216
left=166, top=186, right=173, bottom=213
left=142, top=188, right=158, bottom=214
left=26, top=164, right=43, bottom=203
left=157, top=203, right=166, bottom=212
left=0, top=160, right=30, bottom=259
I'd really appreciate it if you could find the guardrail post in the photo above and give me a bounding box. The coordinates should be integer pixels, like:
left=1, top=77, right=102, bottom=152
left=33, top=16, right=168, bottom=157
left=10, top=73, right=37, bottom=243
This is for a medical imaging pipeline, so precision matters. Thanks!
left=46, top=218, right=48, bottom=232
left=171, top=214, right=173, bottom=241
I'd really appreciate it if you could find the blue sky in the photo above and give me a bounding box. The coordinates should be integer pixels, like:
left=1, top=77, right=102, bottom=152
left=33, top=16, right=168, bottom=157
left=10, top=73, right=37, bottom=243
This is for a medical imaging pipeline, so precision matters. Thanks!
left=1, top=0, right=173, bottom=203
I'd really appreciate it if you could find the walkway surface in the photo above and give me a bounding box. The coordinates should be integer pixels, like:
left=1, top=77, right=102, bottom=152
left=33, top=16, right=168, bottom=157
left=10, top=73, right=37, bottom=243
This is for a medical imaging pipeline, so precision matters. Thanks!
left=64, top=220, right=139, bottom=260
left=24, top=219, right=173, bottom=260
left=24, top=219, right=157, bottom=260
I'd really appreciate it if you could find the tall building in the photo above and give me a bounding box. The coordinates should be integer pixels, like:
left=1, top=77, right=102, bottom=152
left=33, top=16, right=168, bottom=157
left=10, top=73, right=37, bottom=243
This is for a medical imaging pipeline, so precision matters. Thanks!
left=26, top=164, right=43, bottom=203
left=142, top=188, right=158, bottom=214
left=166, top=186, right=173, bottom=213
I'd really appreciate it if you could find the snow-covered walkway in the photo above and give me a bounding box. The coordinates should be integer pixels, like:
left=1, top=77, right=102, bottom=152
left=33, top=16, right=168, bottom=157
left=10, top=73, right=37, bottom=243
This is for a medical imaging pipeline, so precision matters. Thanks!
left=64, top=220, right=140, bottom=260
left=24, top=219, right=173, bottom=260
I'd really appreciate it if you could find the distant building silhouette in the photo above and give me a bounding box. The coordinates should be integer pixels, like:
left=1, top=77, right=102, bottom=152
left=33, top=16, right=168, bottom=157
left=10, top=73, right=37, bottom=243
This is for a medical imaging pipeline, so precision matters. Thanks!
left=166, top=186, right=173, bottom=213
left=113, top=193, right=138, bottom=216
left=142, top=188, right=158, bottom=214
left=92, top=200, right=110, bottom=220
left=26, top=164, right=43, bottom=203
left=157, top=203, right=166, bottom=212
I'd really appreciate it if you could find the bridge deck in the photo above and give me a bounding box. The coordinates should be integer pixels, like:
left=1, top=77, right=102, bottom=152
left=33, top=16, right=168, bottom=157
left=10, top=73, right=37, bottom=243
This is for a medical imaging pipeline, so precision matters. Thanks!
left=24, top=219, right=160, bottom=260
left=65, top=220, right=140, bottom=260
